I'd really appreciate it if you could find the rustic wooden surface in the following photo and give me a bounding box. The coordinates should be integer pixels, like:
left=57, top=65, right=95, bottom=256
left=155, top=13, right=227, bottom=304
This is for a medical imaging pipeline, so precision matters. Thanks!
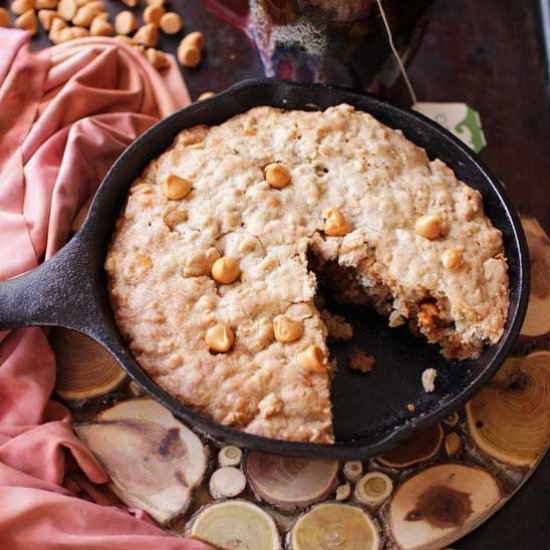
left=29, top=0, right=550, bottom=547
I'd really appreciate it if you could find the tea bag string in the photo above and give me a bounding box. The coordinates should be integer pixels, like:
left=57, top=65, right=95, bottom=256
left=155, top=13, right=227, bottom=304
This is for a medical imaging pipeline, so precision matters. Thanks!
left=375, top=0, right=418, bottom=105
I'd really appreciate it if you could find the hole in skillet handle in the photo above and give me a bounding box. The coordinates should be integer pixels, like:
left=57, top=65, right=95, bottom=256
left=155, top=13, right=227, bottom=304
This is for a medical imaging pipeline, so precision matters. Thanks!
left=80, top=78, right=529, bottom=460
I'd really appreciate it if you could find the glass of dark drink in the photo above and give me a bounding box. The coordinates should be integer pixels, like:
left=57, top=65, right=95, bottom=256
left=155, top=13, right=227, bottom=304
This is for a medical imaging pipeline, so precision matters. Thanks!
left=201, top=0, right=434, bottom=91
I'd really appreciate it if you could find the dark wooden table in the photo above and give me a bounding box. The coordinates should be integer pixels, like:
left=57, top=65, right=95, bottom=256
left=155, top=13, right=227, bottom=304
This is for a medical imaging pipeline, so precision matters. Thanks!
left=31, top=0, right=550, bottom=547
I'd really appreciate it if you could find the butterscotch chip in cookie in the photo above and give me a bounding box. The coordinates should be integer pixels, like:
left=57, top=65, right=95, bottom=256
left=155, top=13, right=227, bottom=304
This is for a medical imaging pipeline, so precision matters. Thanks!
left=442, top=248, right=463, bottom=271
left=265, top=163, right=290, bottom=189
left=211, top=257, right=240, bottom=285
left=273, top=315, right=303, bottom=343
left=298, top=345, right=327, bottom=373
left=415, top=213, right=443, bottom=240
left=205, top=324, right=235, bottom=353
left=163, top=174, right=191, bottom=200
left=324, top=208, right=352, bottom=237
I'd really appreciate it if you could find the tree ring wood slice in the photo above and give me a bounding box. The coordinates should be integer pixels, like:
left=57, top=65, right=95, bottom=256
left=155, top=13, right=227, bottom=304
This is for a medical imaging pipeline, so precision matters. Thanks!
left=288, top=502, right=380, bottom=550
left=188, top=499, right=281, bottom=549
left=377, top=423, right=444, bottom=468
left=75, top=398, right=207, bottom=525
left=388, top=464, right=501, bottom=550
left=243, top=451, right=339, bottom=511
left=520, top=217, right=550, bottom=337
left=466, top=351, right=550, bottom=466
left=51, top=328, right=127, bottom=401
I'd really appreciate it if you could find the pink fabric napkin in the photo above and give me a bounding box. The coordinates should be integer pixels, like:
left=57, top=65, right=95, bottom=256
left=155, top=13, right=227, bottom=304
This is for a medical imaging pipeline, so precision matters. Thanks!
left=0, top=29, right=212, bottom=549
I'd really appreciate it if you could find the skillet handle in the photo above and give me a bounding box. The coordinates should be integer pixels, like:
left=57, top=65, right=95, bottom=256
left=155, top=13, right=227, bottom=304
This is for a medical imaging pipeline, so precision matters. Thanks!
left=0, top=235, right=101, bottom=334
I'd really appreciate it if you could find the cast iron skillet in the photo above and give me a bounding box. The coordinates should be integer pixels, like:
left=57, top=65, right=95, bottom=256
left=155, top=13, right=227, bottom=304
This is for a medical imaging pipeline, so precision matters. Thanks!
left=0, top=79, right=529, bottom=459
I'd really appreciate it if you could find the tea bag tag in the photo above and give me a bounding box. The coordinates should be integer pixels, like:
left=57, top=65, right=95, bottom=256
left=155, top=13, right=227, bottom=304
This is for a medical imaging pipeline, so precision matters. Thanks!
left=374, top=0, right=487, bottom=154
left=413, top=102, right=487, bottom=153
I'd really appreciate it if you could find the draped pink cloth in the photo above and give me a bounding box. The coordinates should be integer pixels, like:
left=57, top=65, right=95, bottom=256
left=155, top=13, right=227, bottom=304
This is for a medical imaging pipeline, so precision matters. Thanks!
left=0, top=29, right=212, bottom=549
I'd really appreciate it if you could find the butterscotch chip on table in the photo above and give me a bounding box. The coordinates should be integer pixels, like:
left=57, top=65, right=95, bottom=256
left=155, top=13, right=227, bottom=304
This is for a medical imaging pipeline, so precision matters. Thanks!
left=38, top=9, right=60, bottom=30
left=114, top=34, right=136, bottom=45
left=90, top=16, right=112, bottom=36
left=145, top=48, right=169, bottom=70
left=143, top=4, right=164, bottom=25
left=35, top=0, right=58, bottom=10
left=177, top=43, right=201, bottom=68
left=55, top=26, right=89, bottom=42
left=48, top=15, right=67, bottom=40
left=183, top=30, right=203, bottom=49
left=159, top=11, right=181, bottom=34
left=57, top=0, right=77, bottom=20
left=72, top=6, right=98, bottom=27
left=15, top=9, right=37, bottom=35
left=105, top=105, right=509, bottom=443
left=133, top=23, right=159, bottom=47
left=114, top=10, right=137, bottom=35
left=177, top=31, right=204, bottom=67
left=0, top=7, right=10, bottom=26
left=10, top=0, right=33, bottom=15
left=198, top=91, right=215, bottom=101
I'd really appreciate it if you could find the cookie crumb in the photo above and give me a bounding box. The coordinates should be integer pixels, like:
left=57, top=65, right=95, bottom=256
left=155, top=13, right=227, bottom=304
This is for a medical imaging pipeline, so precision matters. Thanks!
left=321, top=309, right=353, bottom=342
left=422, top=368, right=438, bottom=393
left=349, top=348, right=375, bottom=374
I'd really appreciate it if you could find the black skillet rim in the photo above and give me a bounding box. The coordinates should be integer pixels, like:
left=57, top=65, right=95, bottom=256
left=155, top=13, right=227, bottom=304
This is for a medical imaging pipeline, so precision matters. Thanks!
left=83, top=78, right=530, bottom=459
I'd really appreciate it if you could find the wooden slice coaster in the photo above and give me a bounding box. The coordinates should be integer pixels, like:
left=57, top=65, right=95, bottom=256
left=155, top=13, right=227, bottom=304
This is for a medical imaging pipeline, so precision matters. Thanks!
left=288, top=503, right=380, bottom=550
left=244, top=451, right=339, bottom=512
left=75, top=398, right=207, bottom=525
left=466, top=351, right=550, bottom=467
left=188, top=500, right=281, bottom=550
left=387, top=464, right=501, bottom=550
left=51, top=328, right=127, bottom=402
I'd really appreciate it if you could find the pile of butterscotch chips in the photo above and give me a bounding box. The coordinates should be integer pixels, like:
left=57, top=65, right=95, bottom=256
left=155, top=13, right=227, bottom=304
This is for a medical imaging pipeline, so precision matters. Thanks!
left=0, top=0, right=205, bottom=72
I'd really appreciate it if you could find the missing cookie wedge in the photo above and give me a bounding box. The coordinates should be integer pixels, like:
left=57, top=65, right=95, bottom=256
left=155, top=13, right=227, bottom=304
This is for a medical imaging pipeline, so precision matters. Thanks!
left=105, top=104, right=509, bottom=443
